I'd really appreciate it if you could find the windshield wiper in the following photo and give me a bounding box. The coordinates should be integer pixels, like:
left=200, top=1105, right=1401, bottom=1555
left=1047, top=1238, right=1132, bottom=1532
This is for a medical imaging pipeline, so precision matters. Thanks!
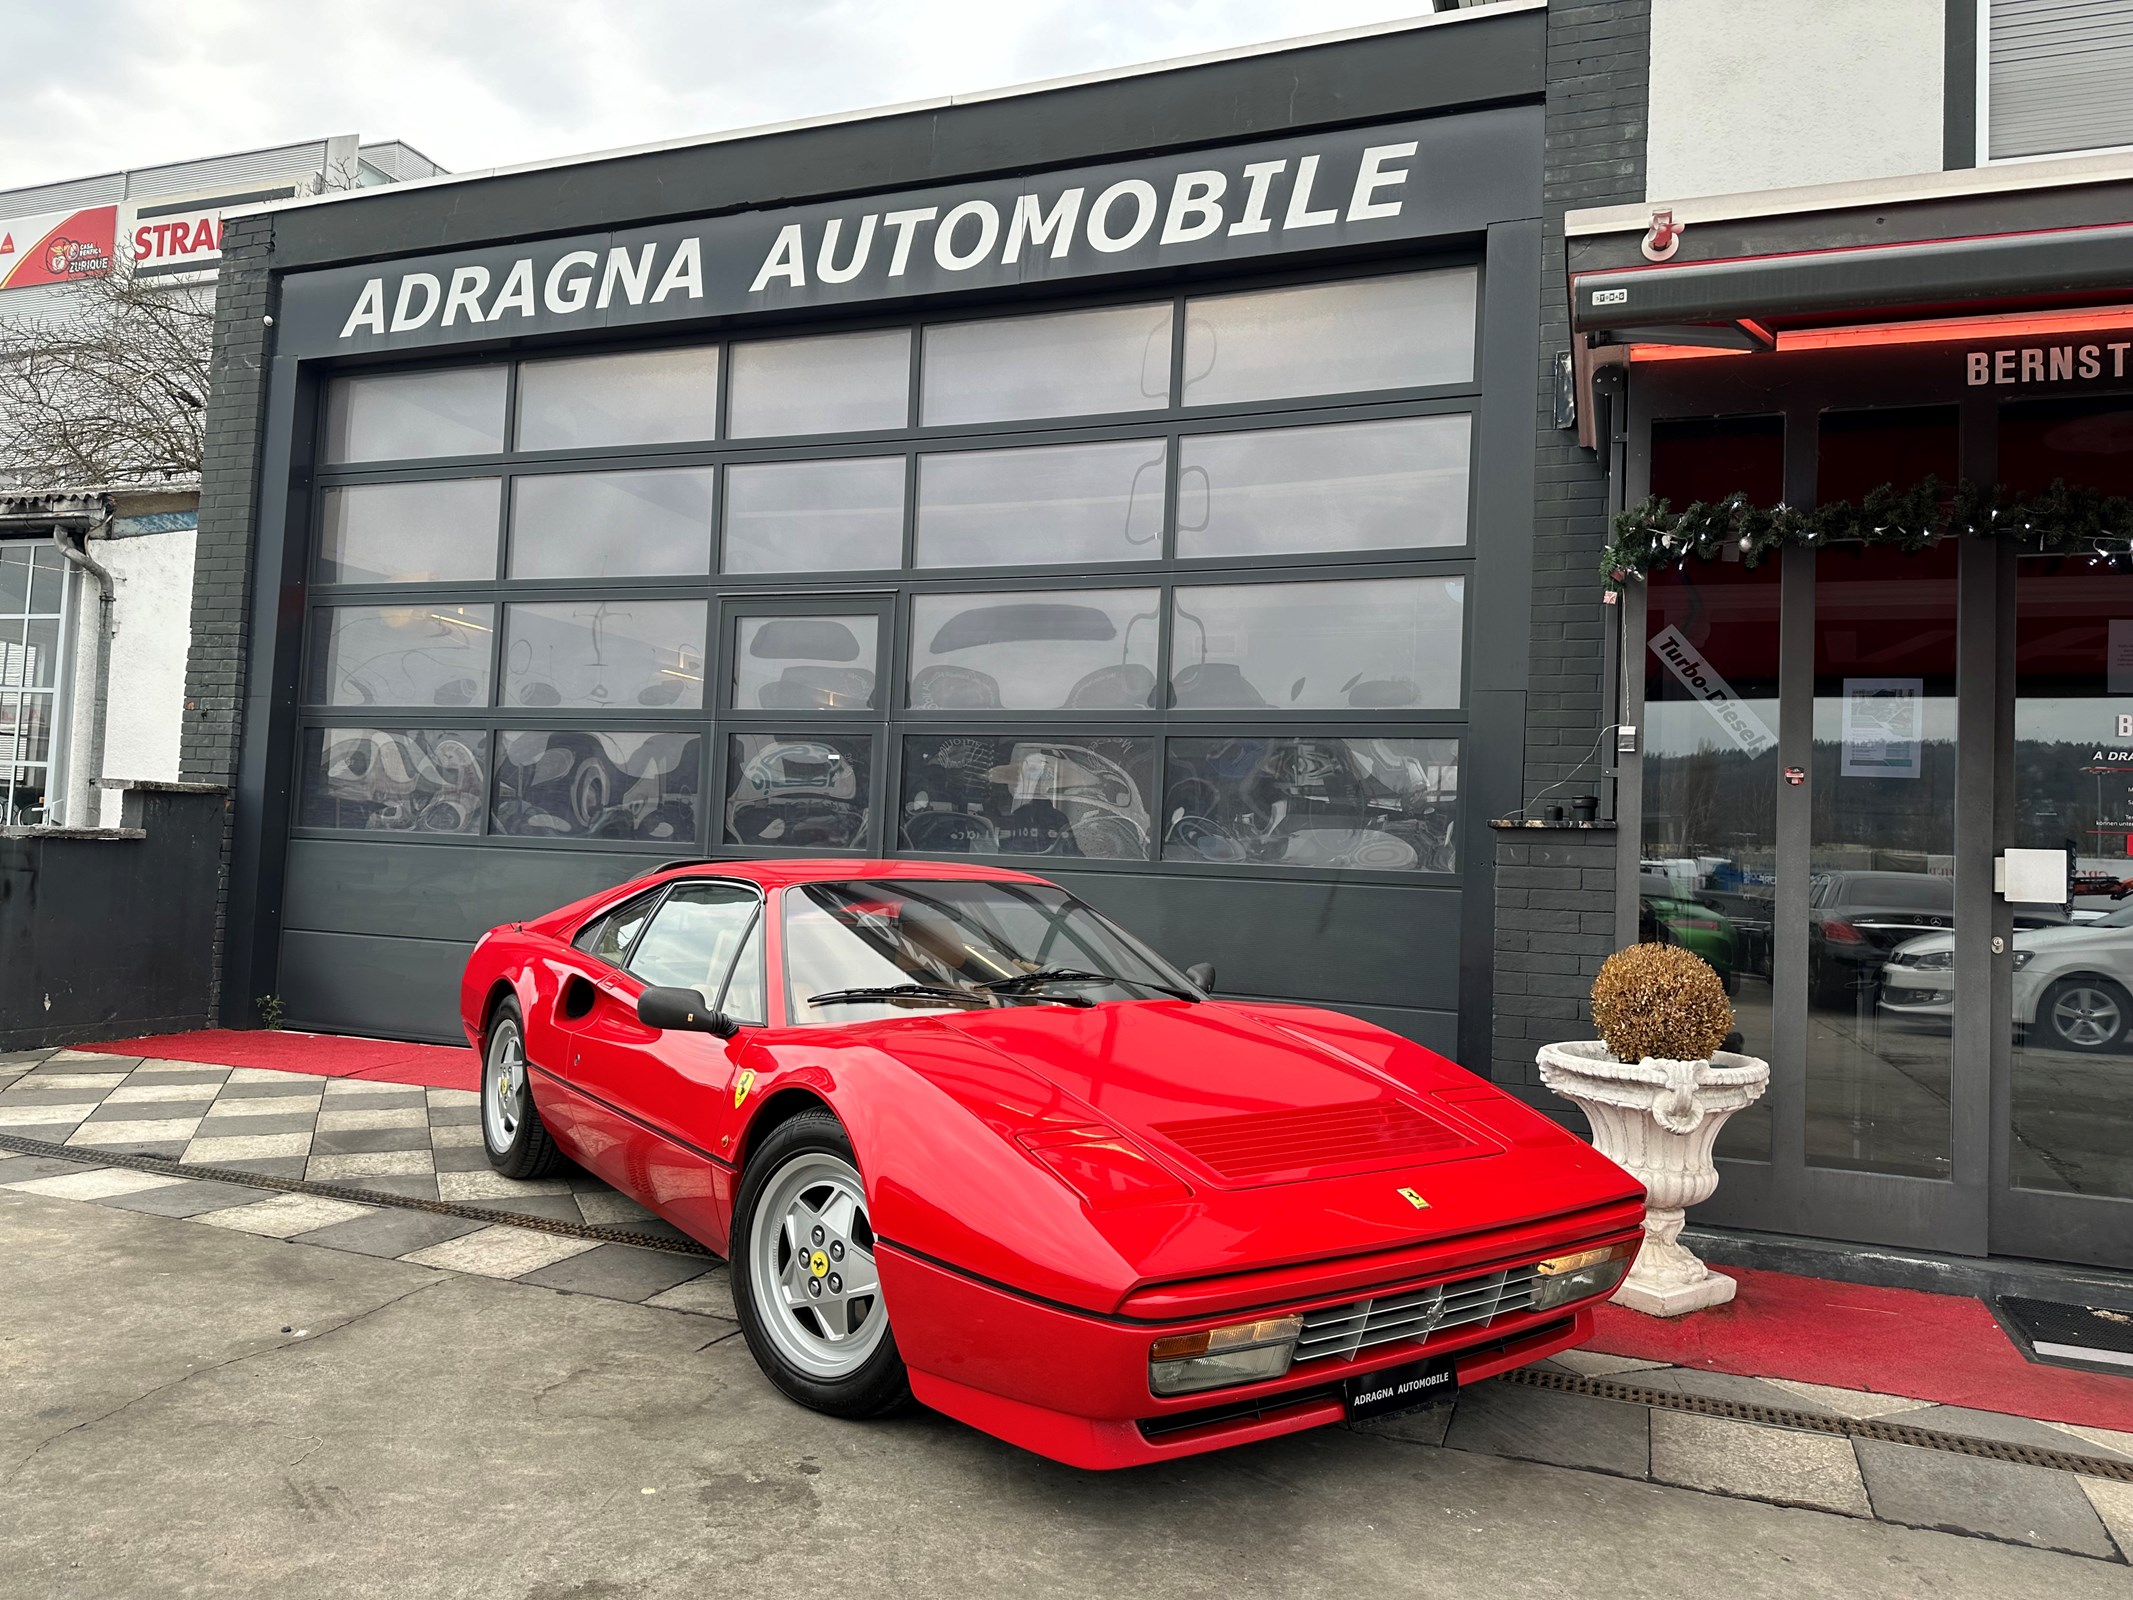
left=806, top=984, right=991, bottom=1009
left=979, top=966, right=1196, bottom=1003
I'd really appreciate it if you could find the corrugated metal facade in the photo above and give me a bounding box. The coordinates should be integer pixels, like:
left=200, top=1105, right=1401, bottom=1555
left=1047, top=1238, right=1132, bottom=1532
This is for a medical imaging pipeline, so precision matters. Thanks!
left=1990, top=0, right=2133, bottom=159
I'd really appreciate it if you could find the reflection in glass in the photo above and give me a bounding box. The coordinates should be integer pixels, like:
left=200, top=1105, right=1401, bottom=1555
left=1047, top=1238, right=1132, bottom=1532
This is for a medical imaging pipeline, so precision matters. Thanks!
left=722, top=456, right=905, bottom=574
left=1168, top=577, right=1463, bottom=710
left=493, top=730, right=701, bottom=842
left=915, top=439, right=1165, bottom=568
left=908, top=589, right=1158, bottom=710
left=1162, top=738, right=1458, bottom=872
left=1177, top=415, right=1470, bottom=558
left=1181, top=270, right=1476, bottom=406
left=1807, top=542, right=1957, bottom=1179
left=729, top=328, right=911, bottom=437
left=1641, top=557, right=1780, bottom=1160
left=299, top=727, right=486, bottom=833
left=2004, top=555, right=2133, bottom=1200
left=318, top=479, right=501, bottom=584
left=509, top=467, right=714, bottom=579
left=324, top=369, right=507, bottom=463
left=921, top=304, right=1172, bottom=426
left=733, top=615, right=878, bottom=710
left=725, top=733, right=872, bottom=850
left=900, top=736, right=1153, bottom=860
left=309, top=604, right=494, bottom=707
left=514, top=346, right=720, bottom=451
left=502, top=600, right=706, bottom=710
left=627, top=883, right=763, bottom=1019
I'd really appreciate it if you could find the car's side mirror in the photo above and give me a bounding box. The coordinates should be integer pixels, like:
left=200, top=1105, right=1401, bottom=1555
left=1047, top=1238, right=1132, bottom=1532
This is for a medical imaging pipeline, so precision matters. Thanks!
left=1184, top=962, right=1216, bottom=992
left=637, top=985, right=738, bottom=1038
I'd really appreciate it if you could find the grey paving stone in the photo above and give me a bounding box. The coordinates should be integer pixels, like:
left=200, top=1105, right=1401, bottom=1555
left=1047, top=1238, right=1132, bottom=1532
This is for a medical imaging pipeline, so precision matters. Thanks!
left=309, top=1125, right=433, bottom=1156
left=93, top=1179, right=272, bottom=1218
left=0, top=1085, right=118, bottom=1105
left=63, top=1137, right=191, bottom=1161
left=318, top=1090, right=429, bottom=1113
left=1900, top=1405, right=2133, bottom=1462
left=458, top=1194, right=590, bottom=1224
left=516, top=1241, right=718, bottom=1302
left=644, top=1268, right=737, bottom=1318
left=0, top=1153, right=92, bottom=1183
left=184, top=1113, right=319, bottom=1140
left=321, top=1174, right=440, bottom=1202
left=1854, top=1438, right=2118, bottom=1558
left=0, top=1049, right=53, bottom=1067
left=115, top=1068, right=228, bottom=1087
left=426, top=1104, right=481, bottom=1127
left=431, top=1145, right=494, bottom=1173
left=1442, top=1379, right=1651, bottom=1478
left=1631, top=1368, right=1811, bottom=1411
left=83, top=1099, right=216, bottom=1122
left=188, top=1155, right=310, bottom=1180
left=294, top=1207, right=489, bottom=1259
left=1649, top=1411, right=1871, bottom=1517
left=213, top=1079, right=331, bottom=1100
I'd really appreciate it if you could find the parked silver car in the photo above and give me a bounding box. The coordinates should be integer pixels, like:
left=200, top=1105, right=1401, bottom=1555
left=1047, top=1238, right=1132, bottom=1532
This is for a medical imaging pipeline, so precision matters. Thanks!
left=1880, top=904, right=2133, bottom=1051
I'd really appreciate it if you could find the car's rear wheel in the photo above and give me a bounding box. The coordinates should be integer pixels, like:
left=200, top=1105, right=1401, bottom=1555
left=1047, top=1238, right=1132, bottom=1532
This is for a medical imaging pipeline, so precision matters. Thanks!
left=2040, top=976, right=2132, bottom=1053
left=731, top=1110, right=910, bottom=1419
left=481, top=999, right=566, bottom=1178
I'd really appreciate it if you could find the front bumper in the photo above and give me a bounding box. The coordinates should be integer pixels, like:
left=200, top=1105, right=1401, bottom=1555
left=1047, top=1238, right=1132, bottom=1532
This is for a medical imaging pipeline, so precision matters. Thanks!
left=879, top=1222, right=1641, bottom=1469
left=1877, top=965, right=1954, bottom=1019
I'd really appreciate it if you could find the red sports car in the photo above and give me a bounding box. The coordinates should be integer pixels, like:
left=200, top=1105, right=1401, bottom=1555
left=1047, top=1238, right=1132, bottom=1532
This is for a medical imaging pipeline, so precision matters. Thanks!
left=459, top=859, right=1644, bottom=1469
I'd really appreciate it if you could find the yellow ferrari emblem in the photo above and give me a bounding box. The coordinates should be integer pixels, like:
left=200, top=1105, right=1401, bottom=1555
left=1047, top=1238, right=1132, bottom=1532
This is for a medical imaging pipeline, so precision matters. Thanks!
left=732, top=1068, right=756, bottom=1108
left=809, top=1249, right=830, bottom=1278
left=1397, top=1187, right=1430, bottom=1210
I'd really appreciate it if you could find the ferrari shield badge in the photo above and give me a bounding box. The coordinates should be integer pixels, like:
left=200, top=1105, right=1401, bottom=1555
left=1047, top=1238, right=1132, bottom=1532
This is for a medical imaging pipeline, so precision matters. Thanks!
left=1397, top=1187, right=1430, bottom=1210
left=732, top=1068, right=756, bottom=1109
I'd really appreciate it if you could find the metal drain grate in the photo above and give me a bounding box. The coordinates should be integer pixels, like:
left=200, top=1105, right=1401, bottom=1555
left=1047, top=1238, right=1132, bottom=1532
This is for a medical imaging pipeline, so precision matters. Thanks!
left=0, top=1131, right=717, bottom=1259
left=1502, top=1366, right=2133, bottom=1483
left=1999, top=1295, right=2133, bottom=1372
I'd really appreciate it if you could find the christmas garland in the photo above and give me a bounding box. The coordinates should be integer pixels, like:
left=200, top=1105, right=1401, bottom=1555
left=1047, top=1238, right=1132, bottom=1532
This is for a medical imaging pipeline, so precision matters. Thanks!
left=1603, top=477, right=2133, bottom=592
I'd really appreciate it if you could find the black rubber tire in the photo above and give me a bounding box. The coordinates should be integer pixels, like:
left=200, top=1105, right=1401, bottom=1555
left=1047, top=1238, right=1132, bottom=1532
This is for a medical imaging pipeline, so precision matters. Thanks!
left=481, top=999, right=567, bottom=1179
left=2039, top=976, right=2133, bottom=1054
left=730, top=1110, right=913, bottom=1421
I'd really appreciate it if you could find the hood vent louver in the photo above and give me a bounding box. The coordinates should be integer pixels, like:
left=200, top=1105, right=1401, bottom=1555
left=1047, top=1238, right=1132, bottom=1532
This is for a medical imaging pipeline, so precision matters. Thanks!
left=1152, top=1100, right=1474, bottom=1183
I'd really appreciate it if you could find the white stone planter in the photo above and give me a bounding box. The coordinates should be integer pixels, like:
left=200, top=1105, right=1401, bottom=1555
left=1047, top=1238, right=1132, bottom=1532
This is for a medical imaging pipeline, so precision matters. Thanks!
left=1536, top=1040, right=1771, bottom=1317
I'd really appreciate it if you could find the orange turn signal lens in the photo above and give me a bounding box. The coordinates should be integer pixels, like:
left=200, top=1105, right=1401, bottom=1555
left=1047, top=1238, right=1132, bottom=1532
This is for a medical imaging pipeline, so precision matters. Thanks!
left=1149, top=1316, right=1302, bottom=1363
left=1536, top=1243, right=1633, bottom=1277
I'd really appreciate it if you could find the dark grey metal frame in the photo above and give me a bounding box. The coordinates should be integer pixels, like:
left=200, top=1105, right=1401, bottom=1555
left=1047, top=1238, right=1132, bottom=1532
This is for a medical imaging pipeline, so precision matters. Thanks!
left=1618, top=339, right=2133, bottom=1270
left=295, top=259, right=1486, bottom=884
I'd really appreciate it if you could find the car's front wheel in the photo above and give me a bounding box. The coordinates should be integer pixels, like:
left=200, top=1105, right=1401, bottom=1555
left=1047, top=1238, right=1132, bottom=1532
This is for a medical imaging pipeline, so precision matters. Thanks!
left=2040, top=976, right=2133, bottom=1053
left=731, top=1110, right=910, bottom=1419
left=481, top=998, right=566, bottom=1178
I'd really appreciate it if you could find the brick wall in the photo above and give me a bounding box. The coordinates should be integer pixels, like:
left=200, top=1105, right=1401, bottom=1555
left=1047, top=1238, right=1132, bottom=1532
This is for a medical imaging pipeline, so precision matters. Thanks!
left=1490, top=2, right=1649, bottom=1104
left=179, top=213, right=278, bottom=1021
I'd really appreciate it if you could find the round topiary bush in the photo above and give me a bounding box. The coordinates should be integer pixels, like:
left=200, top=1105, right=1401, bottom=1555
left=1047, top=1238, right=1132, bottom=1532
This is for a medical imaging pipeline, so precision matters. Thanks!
left=1590, top=942, right=1734, bottom=1064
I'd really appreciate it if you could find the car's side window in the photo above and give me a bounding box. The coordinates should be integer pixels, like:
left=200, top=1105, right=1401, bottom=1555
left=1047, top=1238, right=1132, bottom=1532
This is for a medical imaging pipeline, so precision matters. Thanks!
left=722, top=918, right=767, bottom=1025
left=574, top=891, right=661, bottom=967
left=627, top=882, right=762, bottom=1021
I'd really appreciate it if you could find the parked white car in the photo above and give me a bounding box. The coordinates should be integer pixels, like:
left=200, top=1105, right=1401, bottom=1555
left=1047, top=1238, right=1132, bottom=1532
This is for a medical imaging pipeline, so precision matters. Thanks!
left=1880, top=905, right=2133, bottom=1051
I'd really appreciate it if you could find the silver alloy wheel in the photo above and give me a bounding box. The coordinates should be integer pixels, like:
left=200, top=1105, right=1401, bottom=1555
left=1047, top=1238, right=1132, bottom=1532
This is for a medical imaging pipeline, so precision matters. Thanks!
left=2051, top=984, right=2123, bottom=1049
left=484, top=1019, right=525, bottom=1152
left=749, top=1150, right=885, bottom=1380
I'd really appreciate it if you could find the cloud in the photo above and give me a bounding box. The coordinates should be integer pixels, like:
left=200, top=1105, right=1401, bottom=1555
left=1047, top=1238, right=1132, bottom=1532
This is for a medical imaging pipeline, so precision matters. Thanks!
left=0, top=1, right=1443, bottom=191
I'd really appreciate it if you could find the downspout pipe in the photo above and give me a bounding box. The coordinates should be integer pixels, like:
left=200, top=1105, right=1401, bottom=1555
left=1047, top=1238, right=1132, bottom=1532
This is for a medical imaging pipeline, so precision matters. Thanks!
left=52, top=511, right=116, bottom=827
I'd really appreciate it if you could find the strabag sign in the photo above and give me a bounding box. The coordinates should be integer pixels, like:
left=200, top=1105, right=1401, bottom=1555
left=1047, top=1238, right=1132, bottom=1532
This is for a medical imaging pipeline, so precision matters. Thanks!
left=0, top=204, right=117, bottom=291
left=275, top=106, right=1538, bottom=359
left=1649, top=625, right=1778, bottom=757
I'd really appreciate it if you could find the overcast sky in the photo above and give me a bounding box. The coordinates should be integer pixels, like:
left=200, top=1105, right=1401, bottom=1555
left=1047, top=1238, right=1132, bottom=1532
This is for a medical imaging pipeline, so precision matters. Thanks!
left=1, top=1, right=1448, bottom=192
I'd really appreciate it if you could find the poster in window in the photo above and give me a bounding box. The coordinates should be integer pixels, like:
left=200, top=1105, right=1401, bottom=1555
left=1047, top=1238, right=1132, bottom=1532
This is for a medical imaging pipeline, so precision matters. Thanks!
left=1840, top=677, right=1923, bottom=779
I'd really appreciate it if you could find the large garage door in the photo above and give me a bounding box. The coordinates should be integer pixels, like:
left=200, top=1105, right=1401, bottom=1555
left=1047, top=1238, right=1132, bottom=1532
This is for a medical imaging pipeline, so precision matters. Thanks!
left=283, top=266, right=1480, bottom=1045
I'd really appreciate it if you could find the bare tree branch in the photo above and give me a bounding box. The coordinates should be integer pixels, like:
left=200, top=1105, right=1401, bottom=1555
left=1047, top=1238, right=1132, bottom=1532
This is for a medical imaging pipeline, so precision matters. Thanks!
left=0, top=261, right=213, bottom=488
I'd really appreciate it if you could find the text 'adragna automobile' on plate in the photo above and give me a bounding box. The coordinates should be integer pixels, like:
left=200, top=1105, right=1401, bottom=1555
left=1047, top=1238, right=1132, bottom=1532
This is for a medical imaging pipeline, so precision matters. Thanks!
left=460, top=859, right=1645, bottom=1468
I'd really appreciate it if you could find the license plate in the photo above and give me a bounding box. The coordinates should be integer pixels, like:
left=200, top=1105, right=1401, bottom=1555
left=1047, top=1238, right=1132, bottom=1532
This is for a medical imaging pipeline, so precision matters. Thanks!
left=1342, top=1356, right=1458, bottom=1420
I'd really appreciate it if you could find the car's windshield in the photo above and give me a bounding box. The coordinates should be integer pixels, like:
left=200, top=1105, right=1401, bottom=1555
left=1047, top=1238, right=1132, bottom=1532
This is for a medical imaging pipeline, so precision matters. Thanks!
left=782, top=878, right=1193, bottom=1025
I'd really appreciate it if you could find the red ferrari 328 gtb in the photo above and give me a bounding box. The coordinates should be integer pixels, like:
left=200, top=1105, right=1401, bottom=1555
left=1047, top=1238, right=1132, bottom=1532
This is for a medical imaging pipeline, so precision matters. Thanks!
left=459, top=859, right=1644, bottom=1469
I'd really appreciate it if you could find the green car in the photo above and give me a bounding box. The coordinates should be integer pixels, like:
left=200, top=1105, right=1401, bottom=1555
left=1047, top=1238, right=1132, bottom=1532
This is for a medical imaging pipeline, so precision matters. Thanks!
left=1639, top=874, right=1741, bottom=989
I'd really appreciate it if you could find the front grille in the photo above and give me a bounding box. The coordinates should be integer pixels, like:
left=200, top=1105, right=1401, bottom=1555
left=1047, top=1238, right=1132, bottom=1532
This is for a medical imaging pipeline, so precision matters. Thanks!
left=1293, top=1264, right=1540, bottom=1365
left=1153, top=1100, right=1471, bottom=1181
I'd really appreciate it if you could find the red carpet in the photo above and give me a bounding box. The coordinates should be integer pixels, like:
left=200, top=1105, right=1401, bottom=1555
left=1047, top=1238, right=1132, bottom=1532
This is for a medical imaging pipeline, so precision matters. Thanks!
left=1588, top=1265, right=2133, bottom=1432
left=89, top=1029, right=479, bottom=1092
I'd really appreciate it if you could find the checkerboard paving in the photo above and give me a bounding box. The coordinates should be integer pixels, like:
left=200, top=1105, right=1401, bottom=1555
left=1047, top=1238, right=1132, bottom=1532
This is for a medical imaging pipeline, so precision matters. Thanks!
left=0, top=1145, right=736, bottom=1320
left=0, top=1047, right=684, bottom=1244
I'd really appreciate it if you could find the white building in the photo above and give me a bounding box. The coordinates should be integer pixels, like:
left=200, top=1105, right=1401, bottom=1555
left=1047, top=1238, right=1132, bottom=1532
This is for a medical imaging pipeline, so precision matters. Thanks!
left=0, top=136, right=443, bottom=827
